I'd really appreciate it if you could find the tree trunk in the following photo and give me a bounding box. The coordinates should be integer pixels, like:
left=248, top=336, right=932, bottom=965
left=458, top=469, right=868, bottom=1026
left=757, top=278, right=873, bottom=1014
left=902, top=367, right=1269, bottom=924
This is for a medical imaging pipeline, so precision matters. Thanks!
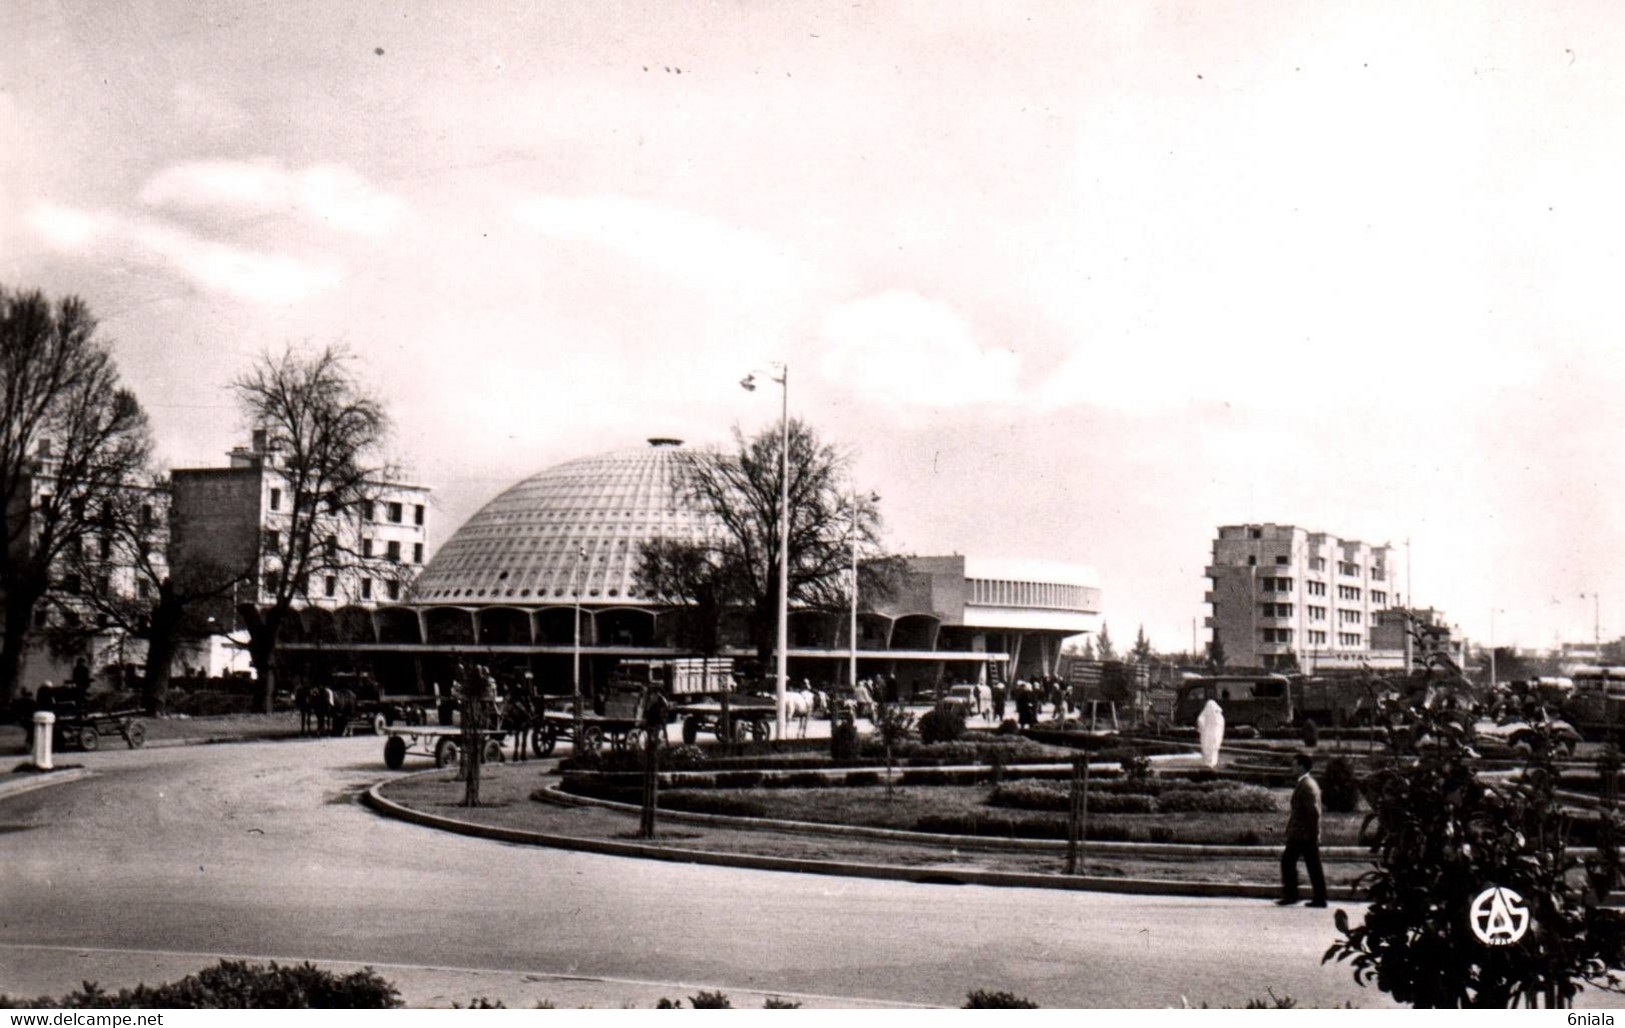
left=242, top=607, right=279, bottom=714
left=141, top=628, right=177, bottom=717
left=0, top=587, right=41, bottom=707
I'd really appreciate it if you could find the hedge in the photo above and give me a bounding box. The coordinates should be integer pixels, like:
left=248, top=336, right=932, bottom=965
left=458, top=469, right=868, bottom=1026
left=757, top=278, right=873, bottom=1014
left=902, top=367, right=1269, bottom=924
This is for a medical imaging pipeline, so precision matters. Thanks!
left=0, top=961, right=400, bottom=1009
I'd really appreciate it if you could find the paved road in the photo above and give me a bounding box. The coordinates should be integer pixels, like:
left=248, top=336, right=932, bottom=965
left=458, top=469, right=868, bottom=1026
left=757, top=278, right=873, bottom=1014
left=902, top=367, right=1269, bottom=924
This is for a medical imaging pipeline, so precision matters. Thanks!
left=0, top=735, right=1412, bottom=1007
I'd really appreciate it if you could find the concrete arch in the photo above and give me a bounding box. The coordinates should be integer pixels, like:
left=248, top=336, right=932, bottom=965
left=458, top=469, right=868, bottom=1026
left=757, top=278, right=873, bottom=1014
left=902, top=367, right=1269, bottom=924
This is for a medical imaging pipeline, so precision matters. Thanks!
left=375, top=605, right=423, bottom=645
left=596, top=607, right=656, bottom=647
left=301, top=607, right=339, bottom=644
left=890, top=613, right=942, bottom=652
left=334, top=606, right=377, bottom=645
left=422, top=606, right=477, bottom=645
left=535, top=607, right=586, bottom=646
left=789, top=609, right=841, bottom=649
left=477, top=606, right=533, bottom=646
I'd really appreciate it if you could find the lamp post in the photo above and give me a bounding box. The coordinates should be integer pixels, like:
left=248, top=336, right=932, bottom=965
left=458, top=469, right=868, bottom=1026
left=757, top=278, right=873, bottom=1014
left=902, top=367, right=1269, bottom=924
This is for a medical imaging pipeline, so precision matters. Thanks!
left=742, top=363, right=790, bottom=740
left=572, top=545, right=586, bottom=747
left=846, top=489, right=879, bottom=689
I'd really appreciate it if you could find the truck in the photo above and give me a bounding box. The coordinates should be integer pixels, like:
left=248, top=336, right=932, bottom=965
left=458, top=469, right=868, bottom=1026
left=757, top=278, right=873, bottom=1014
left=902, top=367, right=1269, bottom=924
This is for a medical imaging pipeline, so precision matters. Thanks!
left=1561, top=666, right=1625, bottom=740
left=1173, top=673, right=1377, bottom=733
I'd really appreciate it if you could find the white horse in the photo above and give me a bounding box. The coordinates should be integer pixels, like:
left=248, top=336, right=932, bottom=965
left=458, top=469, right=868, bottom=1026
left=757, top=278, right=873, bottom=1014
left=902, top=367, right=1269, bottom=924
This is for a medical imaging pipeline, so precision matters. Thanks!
left=785, top=690, right=816, bottom=738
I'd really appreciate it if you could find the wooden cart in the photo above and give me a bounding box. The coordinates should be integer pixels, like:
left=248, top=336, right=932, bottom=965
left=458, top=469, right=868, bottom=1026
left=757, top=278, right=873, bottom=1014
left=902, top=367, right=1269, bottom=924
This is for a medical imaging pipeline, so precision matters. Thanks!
left=52, top=709, right=147, bottom=751
left=381, top=725, right=507, bottom=770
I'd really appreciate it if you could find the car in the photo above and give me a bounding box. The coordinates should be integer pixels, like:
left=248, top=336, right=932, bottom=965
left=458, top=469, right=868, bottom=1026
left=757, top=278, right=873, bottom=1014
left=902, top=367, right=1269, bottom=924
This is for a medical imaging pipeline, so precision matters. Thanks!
left=1473, top=717, right=1581, bottom=758
left=942, top=684, right=992, bottom=717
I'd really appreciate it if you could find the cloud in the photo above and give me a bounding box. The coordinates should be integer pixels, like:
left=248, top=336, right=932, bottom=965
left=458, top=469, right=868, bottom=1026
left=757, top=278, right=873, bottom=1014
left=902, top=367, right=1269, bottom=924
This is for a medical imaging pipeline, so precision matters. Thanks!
left=815, top=290, right=1022, bottom=408
left=513, top=193, right=805, bottom=294
left=29, top=203, right=340, bottom=305
left=140, top=159, right=404, bottom=236
left=28, top=203, right=106, bottom=250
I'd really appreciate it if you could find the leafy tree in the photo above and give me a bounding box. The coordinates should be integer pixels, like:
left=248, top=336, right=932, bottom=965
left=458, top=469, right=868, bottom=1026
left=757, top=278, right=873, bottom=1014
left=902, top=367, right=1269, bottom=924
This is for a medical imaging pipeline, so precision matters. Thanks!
left=1131, top=624, right=1154, bottom=663
left=0, top=287, right=152, bottom=705
left=1080, top=636, right=1096, bottom=661
left=1095, top=622, right=1115, bottom=662
left=231, top=346, right=394, bottom=712
left=1325, top=650, right=1625, bottom=1007
left=872, top=704, right=915, bottom=800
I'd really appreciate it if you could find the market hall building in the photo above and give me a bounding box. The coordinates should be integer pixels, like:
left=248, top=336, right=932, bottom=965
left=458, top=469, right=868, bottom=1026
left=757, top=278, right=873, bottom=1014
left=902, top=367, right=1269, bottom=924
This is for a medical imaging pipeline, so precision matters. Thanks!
left=274, top=439, right=1102, bottom=697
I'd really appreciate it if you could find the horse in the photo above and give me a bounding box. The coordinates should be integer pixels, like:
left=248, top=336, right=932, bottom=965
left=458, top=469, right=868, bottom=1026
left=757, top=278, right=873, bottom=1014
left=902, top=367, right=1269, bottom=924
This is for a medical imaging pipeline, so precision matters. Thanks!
left=785, top=690, right=816, bottom=738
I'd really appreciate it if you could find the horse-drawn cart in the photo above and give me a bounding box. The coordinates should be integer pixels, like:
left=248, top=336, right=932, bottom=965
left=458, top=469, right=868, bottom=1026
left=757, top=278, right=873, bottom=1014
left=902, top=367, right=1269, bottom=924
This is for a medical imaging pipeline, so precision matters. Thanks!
left=532, top=689, right=656, bottom=757
left=382, top=725, right=507, bottom=770
left=52, top=708, right=148, bottom=751
left=674, top=699, right=775, bottom=744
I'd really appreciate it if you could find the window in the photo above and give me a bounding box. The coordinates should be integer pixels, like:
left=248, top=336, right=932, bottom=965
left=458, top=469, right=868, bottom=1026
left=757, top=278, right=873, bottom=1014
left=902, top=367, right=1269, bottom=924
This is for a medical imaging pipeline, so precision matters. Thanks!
left=95, top=575, right=109, bottom=595
left=1340, top=609, right=1363, bottom=625
left=1306, top=580, right=1326, bottom=597
left=1260, top=577, right=1294, bottom=593
left=1250, top=528, right=1262, bottom=539
left=137, top=580, right=150, bottom=599
left=386, top=540, right=401, bottom=563
left=1339, top=632, right=1362, bottom=647
left=412, top=542, right=423, bottom=564
left=1308, top=630, right=1327, bottom=645
left=387, top=502, right=403, bottom=523
left=1308, top=605, right=1326, bottom=620
left=62, top=573, right=80, bottom=594
left=1339, top=561, right=1361, bottom=577
left=1371, top=590, right=1387, bottom=606
left=1258, top=602, right=1293, bottom=618
left=97, top=535, right=111, bottom=559
left=325, top=535, right=338, bottom=558
left=361, top=578, right=373, bottom=600
left=1371, top=567, right=1385, bottom=581
left=362, top=501, right=375, bottom=522
left=270, top=488, right=281, bottom=512
left=263, top=529, right=279, bottom=554
left=140, top=504, right=153, bottom=528
left=265, top=570, right=280, bottom=596
left=1260, top=628, right=1294, bottom=644
left=1247, top=555, right=1257, bottom=566
left=414, top=504, right=425, bottom=526
left=1310, top=557, right=1326, bottom=572
left=1275, top=555, right=1290, bottom=565
left=362, top=538, right=373, bottom=558
left=386, top=579, right=399, bottom=600
left=324, top=576, right=336, bottom=598
left=1337, top=585, right=1362, bottom=602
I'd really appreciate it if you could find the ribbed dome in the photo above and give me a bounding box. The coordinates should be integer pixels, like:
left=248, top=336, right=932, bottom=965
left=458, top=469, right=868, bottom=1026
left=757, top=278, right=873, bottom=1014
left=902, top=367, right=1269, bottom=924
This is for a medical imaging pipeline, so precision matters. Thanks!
left=412, top=439, right=715, bottom=606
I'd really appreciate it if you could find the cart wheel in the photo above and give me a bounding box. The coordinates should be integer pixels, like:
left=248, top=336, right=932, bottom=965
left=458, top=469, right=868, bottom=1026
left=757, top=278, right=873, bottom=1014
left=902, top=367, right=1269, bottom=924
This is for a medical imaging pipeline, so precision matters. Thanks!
left=751, top=719, right=772, bottom=742
left=372, top=712, right=389, bottom=736
left=126, top=722, right=146, bottom=749
left=535, top=724, right=557, bottom=757
left=1255, top=715, right=1279, bottom=735
left=623, top=727, right=646, bottom=751
left=79, top=726, right=99, bottom=751
left=483, top=739, right=506, bottom=764
left=383, top=735, right=407, bottom=770
left=682, top=716, right=700, bottom=745
left=435, top=737, right=463, bottom=769
left=580, top=725, right=604, bottom=752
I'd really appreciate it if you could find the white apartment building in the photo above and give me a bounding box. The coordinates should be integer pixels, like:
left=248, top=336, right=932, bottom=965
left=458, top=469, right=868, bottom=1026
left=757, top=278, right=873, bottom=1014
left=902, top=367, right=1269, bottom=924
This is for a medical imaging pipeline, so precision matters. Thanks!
left=1204, top=523, right=1396, bottom=671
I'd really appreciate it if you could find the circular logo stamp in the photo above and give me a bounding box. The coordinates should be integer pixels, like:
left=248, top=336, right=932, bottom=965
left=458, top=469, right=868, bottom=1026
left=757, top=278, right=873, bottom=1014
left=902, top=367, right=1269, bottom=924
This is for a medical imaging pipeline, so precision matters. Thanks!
left=1469, top=885, right=1531, bottom=946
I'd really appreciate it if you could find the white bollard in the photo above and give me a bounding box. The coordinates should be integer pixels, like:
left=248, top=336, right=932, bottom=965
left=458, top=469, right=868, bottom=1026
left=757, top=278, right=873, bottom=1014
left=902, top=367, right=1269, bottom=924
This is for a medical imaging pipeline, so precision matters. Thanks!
left=31, top=711, right=55, bottom=770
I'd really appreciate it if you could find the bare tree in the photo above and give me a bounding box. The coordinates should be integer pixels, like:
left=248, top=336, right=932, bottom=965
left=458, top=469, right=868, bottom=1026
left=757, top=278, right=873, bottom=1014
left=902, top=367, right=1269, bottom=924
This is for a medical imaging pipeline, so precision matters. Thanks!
left=232, top=345, right=393, bottom=713
left=665, top=420, right=894, bottom=669
left=64, top=479, right=254, bottom=714
left=0, top=287, right=152, bottom=705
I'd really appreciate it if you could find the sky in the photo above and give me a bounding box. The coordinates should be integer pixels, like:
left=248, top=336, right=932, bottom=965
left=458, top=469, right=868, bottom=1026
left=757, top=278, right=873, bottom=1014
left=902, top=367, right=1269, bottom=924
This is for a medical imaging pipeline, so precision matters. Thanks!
left=4, top=0, right=1625, bottom=653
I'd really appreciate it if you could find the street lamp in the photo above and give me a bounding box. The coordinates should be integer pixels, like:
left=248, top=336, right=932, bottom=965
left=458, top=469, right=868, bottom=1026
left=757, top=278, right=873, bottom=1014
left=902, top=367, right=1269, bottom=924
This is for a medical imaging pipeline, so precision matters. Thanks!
left=846, top=489, right=880, bottom=690
left=741, top=363, right=789, bottom=740
left=571, top=545, right=586, bottom=747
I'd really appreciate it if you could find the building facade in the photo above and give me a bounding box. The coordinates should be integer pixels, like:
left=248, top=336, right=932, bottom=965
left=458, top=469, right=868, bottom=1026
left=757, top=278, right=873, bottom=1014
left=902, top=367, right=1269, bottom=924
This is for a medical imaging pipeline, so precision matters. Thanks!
left=171, top=433, right=431, bottom=675
left=275, top=439, right=1102, bottom=696
left=1205, top=523, right=1395, bottom=671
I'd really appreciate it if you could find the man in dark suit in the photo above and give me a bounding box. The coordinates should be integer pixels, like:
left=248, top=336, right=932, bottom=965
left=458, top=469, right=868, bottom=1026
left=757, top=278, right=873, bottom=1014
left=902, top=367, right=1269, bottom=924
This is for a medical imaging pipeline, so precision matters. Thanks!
left=1279, top=751, right=1328, bottom=907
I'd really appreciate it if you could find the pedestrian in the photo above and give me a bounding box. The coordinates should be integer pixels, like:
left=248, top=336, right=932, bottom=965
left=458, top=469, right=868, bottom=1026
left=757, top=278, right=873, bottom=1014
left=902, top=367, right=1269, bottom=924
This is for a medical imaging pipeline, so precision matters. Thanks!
left=71, top=657, right=91, bottom=704
left=1278, top=751, right=1327, bottom=907
left=991, top=679, right=1007, bottom=721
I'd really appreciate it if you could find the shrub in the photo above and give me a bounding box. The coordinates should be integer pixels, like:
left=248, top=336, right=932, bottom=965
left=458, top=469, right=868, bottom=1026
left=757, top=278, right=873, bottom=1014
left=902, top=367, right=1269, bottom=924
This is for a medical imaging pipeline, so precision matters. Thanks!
left=0, top=960, right=401, bottom=1009
left=845, top=770, right=881, bottom=787
left=899, top=768, right=957, bottom=786
left=830, top=718, right=859, bottom=760
left=763, top=997, right=802, bottom=1008
left=964, top=990, right=1039, bottom=1008
left=1158, top=784, right=1278, bottom=814
left=714, top=771, right=764, bottom=789
left=688, top=990, right=732, bottom=1009
left=918, top=705, right=967, bottom=745
left=1301, top=719, right=1321, bottom=748
left=1234, top=829, right=1265, bottom=846
left=657, top=791, right=767, bottom=819
left=665, top=744, right=709, bottom=770
left=988, top=780, right=1154, bottom=814
left=1147, top=826, right=1176, bottom=843
left=1321, top=756, right=1362, bottom=813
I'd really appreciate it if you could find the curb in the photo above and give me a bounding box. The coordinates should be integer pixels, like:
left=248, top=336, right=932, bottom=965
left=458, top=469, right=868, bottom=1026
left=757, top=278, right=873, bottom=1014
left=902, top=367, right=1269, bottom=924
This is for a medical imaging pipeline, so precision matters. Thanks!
left=538, top=782, right=1371, bottom=859
left=0, top=766, right=93, bottom=802
left=365, top=772, right=1361, bottom=902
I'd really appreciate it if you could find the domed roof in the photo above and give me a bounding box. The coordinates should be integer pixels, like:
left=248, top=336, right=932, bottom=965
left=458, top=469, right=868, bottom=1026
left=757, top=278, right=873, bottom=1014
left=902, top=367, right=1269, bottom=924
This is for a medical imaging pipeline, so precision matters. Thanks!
left=412, top=439, right=715, bottom=606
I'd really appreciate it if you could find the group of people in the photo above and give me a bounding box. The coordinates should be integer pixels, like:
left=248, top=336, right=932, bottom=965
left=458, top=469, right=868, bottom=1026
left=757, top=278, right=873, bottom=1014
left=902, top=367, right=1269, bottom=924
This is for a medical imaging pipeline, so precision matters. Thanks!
left=1003, top=675, right=1070, bottom=727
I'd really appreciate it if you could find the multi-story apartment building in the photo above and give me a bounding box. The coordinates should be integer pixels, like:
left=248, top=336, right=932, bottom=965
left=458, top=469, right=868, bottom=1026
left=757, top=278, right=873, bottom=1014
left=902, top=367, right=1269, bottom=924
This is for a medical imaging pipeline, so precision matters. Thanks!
left=1204, top=523, right=1395, bottom=671
left=171, top=432, right=431, bottom=673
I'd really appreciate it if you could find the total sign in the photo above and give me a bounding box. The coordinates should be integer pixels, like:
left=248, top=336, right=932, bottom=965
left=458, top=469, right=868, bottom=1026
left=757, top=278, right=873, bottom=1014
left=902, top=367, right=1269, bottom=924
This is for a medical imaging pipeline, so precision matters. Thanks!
left=1470, top=885, right=1532, bottom=946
